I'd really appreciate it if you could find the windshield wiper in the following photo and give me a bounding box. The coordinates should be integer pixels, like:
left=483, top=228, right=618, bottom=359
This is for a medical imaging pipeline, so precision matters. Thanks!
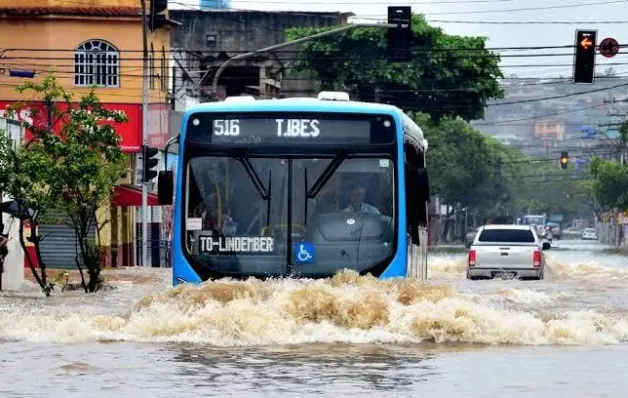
left=233, top=152, right=272, bottom=227
left=266, top=169, right=272, bottom=227
left=303, top=152, right=347, bottom=224
left=233, top=152, right=269, bottom=201
left=303, top=167, right=309, bottom=224
left=306, top=151, right=347, bottom=199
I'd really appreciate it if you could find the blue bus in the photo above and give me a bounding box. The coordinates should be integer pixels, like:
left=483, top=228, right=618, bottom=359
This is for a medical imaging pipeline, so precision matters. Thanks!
left=158, top=92, right=430, bottom=285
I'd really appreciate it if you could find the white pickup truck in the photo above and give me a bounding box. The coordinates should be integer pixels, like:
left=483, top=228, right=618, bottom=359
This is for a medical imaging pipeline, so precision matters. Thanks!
left=466, top=224, right=550, bottom=281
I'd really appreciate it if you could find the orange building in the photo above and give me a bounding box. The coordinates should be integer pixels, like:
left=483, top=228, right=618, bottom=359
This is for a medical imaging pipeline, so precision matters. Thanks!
left=0, top=0, right=177, bottom=269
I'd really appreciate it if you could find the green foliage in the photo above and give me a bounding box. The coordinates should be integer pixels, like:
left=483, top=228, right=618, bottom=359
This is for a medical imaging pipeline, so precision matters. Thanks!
left=285, top=15, right=504, bottom=121
left=590, top=157, right=628, bottom=210
left=414, top=113, right=501, bottom=208
left=0, top=73, right=127, bottom=293
left=54, top=88, right=126, bottom=292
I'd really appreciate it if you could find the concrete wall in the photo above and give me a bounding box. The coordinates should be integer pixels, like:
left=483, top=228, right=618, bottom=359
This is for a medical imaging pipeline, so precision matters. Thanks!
left=169, top=10, right=350, bottom=100
left=597, top=222, right=628, bottom=249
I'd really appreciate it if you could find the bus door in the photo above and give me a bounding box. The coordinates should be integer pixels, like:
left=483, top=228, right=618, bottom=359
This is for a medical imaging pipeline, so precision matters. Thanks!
left=404, top=144, right=428, bottom=280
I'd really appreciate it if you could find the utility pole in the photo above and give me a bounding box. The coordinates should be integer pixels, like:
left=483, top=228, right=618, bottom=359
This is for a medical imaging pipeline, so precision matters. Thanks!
left=141, top=0, right=149, bottom=267
left=207, top=22, right=404, bottom=99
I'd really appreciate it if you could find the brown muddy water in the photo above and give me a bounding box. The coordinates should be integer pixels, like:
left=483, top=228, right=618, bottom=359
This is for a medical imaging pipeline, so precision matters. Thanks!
left=1, top=240, right=628, bottom=397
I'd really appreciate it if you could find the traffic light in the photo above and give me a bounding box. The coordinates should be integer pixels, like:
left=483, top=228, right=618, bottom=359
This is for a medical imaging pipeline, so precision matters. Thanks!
left=148, top=0, right=168, bottom=31
left=387, top=6, right=412, bottom=63
left=573, top=29, right=597, bottom=84
left=560, top=151, right=569, bottom=169
left=143, top=145, right=159, bottom=182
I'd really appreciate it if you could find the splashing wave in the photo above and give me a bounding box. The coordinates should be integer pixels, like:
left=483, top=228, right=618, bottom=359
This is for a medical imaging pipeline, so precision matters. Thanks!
left=1, top=270, right=627, bottom=346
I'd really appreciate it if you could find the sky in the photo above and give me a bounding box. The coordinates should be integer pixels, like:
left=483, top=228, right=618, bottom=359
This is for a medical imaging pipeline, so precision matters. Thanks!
left=171, top=0, right=628, bottom=79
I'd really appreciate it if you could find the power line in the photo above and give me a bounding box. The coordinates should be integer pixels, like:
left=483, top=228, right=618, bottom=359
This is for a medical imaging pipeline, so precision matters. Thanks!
left=487, top=82, right=628, bottom=106
left=3, top=51, right=628, bottom=61
left=472, top=104, right=608, bottom=125
left=172, top=0, right=521, bottom=5
left=3, top=43, right=628, bottom=54
left=3, top=71, right=627, bottom=108
left=167, top=0, right=627, bottom=10
left=6, top=60, right=628, bottom=85
left=427, top=19, right=628, bottom=24
left=406, top=0, right=628, bottom=15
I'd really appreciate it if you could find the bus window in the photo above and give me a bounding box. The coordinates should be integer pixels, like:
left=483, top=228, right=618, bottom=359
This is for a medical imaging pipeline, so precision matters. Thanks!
left=184, top=156, right=289, bottom=275
left=292, top=157, right=395, bottom=276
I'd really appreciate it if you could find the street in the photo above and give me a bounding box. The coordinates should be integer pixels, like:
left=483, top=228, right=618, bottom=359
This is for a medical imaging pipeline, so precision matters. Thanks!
left=1, top=0, right=628, bottom=396
left=430, top=239, right=628, bottom=314
left=1, top=239, right=628, bottom=397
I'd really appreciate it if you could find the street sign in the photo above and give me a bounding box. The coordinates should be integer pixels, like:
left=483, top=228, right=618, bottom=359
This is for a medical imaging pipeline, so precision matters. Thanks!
left=599, top=37, right=620, bottom=58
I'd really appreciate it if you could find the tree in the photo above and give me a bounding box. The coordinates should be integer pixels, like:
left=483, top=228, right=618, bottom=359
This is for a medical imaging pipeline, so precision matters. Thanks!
left=0, top=76, right=74, bottom=295
left=1, top=74, right=127, bottom=293
left=590, top=157, right=628, bottom=210
left=54, top=91, right=126, bottom=292
left=414, top=113, right=498, bottom=207
left=285, top=15, right=504, bottom=121
left=411, top=113, right=508, bottom=239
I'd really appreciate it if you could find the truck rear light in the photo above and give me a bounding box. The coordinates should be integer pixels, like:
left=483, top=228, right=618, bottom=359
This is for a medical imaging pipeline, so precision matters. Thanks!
left=468, top=250, right=476, bottom=267
left=533, top=250, right=541, bottom=267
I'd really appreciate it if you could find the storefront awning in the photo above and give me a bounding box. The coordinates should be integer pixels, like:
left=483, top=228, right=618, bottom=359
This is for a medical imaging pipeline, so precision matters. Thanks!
left=112, top=185, right=159, bottom=207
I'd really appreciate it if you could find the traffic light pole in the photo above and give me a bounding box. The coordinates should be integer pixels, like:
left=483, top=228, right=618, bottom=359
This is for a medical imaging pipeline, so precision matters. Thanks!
left=141, top=0, right=149, bottom=267
left=206, top=22, right=399, bottom=99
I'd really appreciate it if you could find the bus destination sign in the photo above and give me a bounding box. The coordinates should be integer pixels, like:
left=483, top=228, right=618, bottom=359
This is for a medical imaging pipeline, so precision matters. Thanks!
left=186, top=113, right=396, bottom=145
left=211, top=118, right=372, bottom=144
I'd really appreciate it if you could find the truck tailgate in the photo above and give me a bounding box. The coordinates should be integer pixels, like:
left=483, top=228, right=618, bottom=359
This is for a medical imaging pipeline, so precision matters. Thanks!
left=473, top=245, right=537, bottom=269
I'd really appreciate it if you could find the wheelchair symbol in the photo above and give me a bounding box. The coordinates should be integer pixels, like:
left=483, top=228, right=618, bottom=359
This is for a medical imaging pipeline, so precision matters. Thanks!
left=295, top=242, right=315, bottom=264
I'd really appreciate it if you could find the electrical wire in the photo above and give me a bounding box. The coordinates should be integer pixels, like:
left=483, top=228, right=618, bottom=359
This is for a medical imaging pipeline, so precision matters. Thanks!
left=426, top=19, right=628, bottom=25
left=166, top=0, right=627, bottom=12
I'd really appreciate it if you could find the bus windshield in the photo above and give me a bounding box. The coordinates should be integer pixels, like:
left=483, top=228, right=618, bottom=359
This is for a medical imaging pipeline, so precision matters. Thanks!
left=184, top=155, right=395, bottom=278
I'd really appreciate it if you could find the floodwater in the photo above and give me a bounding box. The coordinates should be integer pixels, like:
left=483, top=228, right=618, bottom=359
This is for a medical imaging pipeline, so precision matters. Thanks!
left=1, top=240, right=628, bottom=397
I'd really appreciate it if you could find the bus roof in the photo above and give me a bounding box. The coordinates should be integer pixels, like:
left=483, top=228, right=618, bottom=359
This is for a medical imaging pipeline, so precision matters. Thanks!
left=184, top=97, right=427, bottom=150
left=185, top=97, right=402, bottom=115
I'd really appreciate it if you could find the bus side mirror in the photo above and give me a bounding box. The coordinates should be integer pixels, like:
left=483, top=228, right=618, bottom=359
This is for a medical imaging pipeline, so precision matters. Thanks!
left=158, top=170, right=174, bottom=205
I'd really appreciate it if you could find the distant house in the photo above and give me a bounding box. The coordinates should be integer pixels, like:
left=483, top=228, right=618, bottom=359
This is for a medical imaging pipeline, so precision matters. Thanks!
left=534, top=118, right=566, bottom=142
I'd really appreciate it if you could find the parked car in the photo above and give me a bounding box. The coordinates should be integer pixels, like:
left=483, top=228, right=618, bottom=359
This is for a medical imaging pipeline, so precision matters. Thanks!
left=562, top=227, right=583, bottom=239
left=466, top=224, right=549, bottom=281
left=582, top=228, right=598, bottom=240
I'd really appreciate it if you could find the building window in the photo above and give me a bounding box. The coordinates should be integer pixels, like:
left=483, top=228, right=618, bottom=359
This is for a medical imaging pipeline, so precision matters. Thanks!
left=74, top=39, right=119, bottom=87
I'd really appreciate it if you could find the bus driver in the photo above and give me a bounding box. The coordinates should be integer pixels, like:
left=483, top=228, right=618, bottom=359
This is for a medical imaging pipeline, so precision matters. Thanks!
left=343, top=186, right=380, bottom=215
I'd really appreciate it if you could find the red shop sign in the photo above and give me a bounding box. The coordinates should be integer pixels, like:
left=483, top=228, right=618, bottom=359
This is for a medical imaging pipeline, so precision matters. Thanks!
left=0, top=101, right=143, bottom=152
